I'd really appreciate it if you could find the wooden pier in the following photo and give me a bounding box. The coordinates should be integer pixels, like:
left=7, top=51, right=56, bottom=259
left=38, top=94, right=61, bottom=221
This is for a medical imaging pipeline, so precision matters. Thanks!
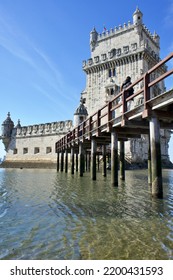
left=56, top=52, right=173, bottom=198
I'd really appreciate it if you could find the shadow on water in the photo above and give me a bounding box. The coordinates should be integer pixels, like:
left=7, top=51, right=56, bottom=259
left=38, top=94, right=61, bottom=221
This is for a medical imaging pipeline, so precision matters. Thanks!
left=0, top=168, right=173, bottom=259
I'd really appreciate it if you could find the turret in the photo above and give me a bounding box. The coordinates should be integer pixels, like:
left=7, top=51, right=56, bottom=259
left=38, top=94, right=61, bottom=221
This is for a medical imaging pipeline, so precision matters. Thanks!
left=133, top=7, right=143, bottom=26
left=153, top=31, right=160, bottom=48
left=90, top=27, right=98, bottom=51
left=74, top=96, right=88, bottom=127
left=1, top=112, right=14, bottom=151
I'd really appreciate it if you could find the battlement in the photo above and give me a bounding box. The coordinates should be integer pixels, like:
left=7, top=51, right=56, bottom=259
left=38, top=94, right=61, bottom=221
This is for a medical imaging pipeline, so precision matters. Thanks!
left=15, top=120, right=73, bottom=137
left=96, top=22, right=158, bottom=43
left=97, top=21, right=133, bottom=40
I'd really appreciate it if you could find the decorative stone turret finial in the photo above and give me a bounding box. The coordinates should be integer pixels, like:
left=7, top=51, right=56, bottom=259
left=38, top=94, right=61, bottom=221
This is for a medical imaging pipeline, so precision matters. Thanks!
left=133, top=7, right=143, bottom=26
left=90, top=27, right=98, bottom=51
left=16, top=119, right=21, bottom=128
left=153, top=31, right=160, bottom=47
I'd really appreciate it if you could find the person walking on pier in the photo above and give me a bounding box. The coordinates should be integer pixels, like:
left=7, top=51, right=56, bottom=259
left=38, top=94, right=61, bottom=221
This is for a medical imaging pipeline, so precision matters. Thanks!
left=121, top=76, right=134, bottom=111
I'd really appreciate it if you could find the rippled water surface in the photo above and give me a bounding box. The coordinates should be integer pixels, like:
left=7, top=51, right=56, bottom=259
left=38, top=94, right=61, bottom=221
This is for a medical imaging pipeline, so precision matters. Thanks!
left=0, top=168, right=173, bottom=260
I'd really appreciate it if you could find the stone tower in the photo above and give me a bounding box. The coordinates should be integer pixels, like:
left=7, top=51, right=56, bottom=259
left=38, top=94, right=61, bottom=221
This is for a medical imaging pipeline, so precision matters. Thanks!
left=81, top=7, right=171, bottom=164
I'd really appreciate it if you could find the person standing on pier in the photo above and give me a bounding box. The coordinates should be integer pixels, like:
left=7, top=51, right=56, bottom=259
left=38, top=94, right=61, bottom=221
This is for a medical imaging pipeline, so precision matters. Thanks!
left=121, top=76, right=134, bottom=111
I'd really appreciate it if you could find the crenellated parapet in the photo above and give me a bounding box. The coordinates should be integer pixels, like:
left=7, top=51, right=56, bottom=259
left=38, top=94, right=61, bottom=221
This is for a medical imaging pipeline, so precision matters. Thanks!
left=15, top=120, right=73, bottom=137
left=84, top=8, right=160, bottom=72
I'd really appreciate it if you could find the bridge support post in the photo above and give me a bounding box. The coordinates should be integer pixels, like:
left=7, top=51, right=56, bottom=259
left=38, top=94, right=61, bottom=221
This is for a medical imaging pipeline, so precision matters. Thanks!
left=97, top=154, right=100, bottom=171
left=102, top=145, right=107, bottom=177
left=86, top=152, right=90, bottom=172
left=71, top=147, right=74, bottom=174
left=79, top=142, right=84, bottom=177
left=65, top=150, right=68, bottom=173
left=120, top=140, right=125, bottom=181
left=148, top=135, right=152, bottom=185
left=111, top=130, right=118, bottom=186
left=57, top=152, right=60, bottom=172
left=91, top=138, right=97, bottom=180
left=149, top=117, right=163, bottom=198
left=76, top=151, right=78, bottom=172
left=60, top=151, right=64, bottom=172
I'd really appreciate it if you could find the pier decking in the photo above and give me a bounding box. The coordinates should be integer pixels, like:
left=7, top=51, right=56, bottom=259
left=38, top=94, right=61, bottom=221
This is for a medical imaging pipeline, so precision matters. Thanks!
left=56, top=52, right=173, bottom=198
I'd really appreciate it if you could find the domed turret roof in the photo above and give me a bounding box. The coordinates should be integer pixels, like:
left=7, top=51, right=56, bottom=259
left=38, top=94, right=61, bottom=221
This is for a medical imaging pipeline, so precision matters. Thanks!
left=74, top=97, right=88, bottom=116
left=74, top=103, right=88, bottom=115
left=2, top=112, right=14, bottom=126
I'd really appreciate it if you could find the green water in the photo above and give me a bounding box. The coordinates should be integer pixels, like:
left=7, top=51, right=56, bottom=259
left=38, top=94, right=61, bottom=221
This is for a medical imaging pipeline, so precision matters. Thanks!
left=0, top=168, right=173, bottom=260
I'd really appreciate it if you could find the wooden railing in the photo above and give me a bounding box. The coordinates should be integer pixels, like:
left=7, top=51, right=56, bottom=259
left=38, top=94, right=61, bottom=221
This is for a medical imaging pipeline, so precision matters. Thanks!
left=56, top=52, right=173, bottom=152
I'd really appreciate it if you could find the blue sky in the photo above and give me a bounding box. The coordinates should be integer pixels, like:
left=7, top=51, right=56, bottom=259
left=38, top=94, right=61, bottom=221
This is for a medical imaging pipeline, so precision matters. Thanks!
left=0, top=0, right=173, bottom=161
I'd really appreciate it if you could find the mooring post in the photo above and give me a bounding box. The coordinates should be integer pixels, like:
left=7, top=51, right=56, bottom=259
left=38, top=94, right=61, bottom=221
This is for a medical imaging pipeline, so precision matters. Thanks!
left=148, top=135, right=152, bottom=185
left=65, top=150, right=68, bottom=173
left=71, top=147, right=74, bottom=174
left=102, top=145, right=107, bottom=177
left=91, top=138, right=97, bottom=180
left=79, top=142, right=84, bottom=177
left=111, top=130, right=118, bottom=186
left=76, top=151, right=78, bottom=172
left=149, top=117, right=163, bottom=198
left=120, top=140, right=125, bottom=180
left=57, top=152, right=60, bottom=172
left=60, top=151, right=64, bottom=172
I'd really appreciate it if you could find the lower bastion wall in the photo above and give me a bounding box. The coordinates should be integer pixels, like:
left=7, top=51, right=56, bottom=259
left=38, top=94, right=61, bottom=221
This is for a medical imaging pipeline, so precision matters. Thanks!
left=1, top=120, right=73, bottom=168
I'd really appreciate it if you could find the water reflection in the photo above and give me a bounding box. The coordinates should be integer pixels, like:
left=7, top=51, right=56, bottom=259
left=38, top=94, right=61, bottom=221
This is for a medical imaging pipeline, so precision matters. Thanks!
left=0, top=168, right=173, bottom=259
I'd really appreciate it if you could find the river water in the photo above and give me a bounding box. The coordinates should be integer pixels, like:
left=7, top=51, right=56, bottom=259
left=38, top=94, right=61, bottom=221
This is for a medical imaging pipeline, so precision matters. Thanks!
left=0, top=168, right=173, bottom=260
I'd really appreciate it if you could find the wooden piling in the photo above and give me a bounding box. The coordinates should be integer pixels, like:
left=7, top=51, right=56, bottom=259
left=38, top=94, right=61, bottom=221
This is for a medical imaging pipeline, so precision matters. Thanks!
left=91, top=138, right=97, bottom=180
left=71, top=147, right=74, bottom=174
left=111, top=131, right=118, bottom=186
left=149, top=117, right=163, bottom=198
left=148, top=135, right=152, bottom=185
left=79, top=142, right=84, bottom=177
left=65, top=150, right=68, bottom=173
left=120, top=140, right=125, bottom=180
left=76, top=152, right=78, bottom=172
left=57, top=152, right=60, bottom=172
left=60, top=151, right=64, bottom=172
left=102, top=145, right=107, bottom=177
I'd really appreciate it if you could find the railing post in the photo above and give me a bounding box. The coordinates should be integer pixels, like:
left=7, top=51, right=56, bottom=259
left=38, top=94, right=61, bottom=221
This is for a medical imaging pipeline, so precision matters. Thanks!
left=107, top=102, right=112, bottom=132
left=144, top=73, right=150, bottom=109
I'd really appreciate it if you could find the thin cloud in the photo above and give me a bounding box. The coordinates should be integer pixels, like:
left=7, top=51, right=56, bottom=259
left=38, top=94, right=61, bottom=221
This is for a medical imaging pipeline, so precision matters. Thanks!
left=0, top=10, right=75, bottom=104
left=164, top=2, right=173, bottom=27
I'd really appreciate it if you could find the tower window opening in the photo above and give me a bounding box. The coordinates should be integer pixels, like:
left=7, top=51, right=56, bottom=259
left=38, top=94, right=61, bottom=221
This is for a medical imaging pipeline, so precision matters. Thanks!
left=23, top=148, right=28, bottom=154
left=34, top=147, right=40, bottom=154
left=13, top=149, right=18, bottom=154
left=46, top=147, right=52, bottom=154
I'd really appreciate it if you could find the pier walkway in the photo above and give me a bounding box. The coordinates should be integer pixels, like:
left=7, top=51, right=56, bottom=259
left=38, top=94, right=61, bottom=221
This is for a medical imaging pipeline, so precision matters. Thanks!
left=56, top=52, right=173, bottom=198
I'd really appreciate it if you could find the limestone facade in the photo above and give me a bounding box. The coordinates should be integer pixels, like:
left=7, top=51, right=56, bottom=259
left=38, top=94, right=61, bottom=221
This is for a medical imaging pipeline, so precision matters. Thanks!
left=0, top=8, right=172, bottom=167
left=80, top=7, right=171, bottom=164
left=1, top=115, right=72, bottom=166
